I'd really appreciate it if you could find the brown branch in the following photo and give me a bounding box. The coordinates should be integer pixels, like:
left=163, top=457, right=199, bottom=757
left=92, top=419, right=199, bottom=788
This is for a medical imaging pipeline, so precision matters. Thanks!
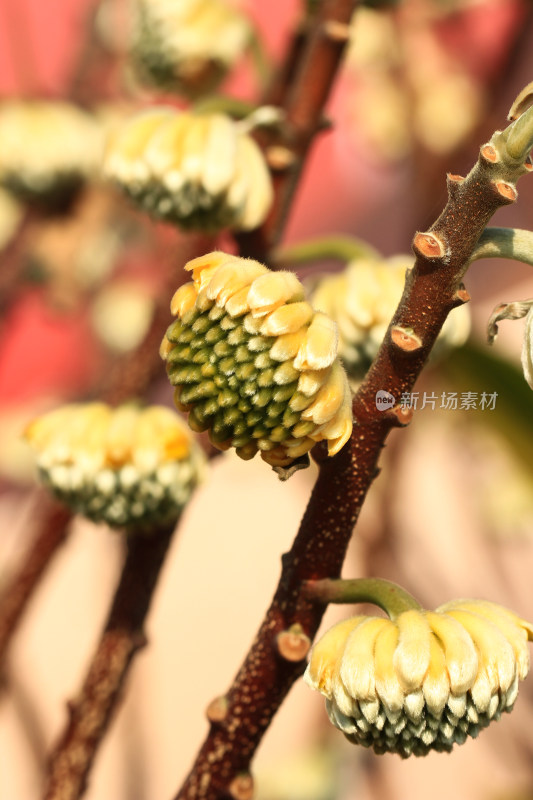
left=0, top=491, right=71, bottom=667
left=42, top=522, right=176, bottom=800
left=174, top=117, right=533, bottom=800
left=237, top=0, right=359, bottom=260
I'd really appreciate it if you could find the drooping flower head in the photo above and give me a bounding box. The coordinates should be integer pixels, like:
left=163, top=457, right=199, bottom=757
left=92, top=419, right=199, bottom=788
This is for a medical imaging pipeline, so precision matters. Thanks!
left=0, top=101, right=104, bottom=204
left=131, top=0, right=251, bottom=96
left=310, top=254, right=470, bottom=384
left=103, top=108, right=273, bottom=232
left=304, top=598, right=533, bottom=757
left=25, top=403, right=206, bottom=530
left=160, top=252, right=353, bottom=469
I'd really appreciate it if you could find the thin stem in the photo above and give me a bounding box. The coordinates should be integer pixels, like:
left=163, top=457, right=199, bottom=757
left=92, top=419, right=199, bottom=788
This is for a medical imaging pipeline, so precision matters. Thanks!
left=272, top=235, right=379, bottom=267
left=471, top=226, right=533, bottom=266
left=43, top=522, right=176, bottom=800
left=303, top=578, right=422, bottom=619
left=174, top=94, right=533, bottom=800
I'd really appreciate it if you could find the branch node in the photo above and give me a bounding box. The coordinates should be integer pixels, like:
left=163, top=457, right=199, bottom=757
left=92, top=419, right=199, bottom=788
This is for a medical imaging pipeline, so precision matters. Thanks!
left=322, top=20, right=351, bottom=42
left=480, top=143, right=499, bottom=164
left=276, top=624, right=312, bottom=662
left=206, top=695, right=229, bottom=724
left=385, top=404, right=414, bottom=427
left=446, top=173, right=464, bottom=199
left=131, top=631, right=148, bottom=651
left=390, top=326, right=423, bottom=353
left=412, top=231, right=447, bottom=260
left=452, top=286, right=471, bottom=306
left=265, top=145, right=297, bottom=171
left=229, top=773, right=254, bottom=800
left=493, top=180, right=518, bottom=204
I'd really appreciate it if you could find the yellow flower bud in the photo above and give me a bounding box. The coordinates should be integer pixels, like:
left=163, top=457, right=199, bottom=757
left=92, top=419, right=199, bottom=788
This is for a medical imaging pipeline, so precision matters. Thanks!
left=304, top=599, right=533, bottom=757
left=310, top=254, right=470, bottom=384
left=25, top=403, right=206, bottom=530
left=160, top=252, right=353, bottom=468
left=131, top=0, right=251, bottom=96
left=104, top=109, right=273, bottom=233
left=0, top=101, right=104, bottom=204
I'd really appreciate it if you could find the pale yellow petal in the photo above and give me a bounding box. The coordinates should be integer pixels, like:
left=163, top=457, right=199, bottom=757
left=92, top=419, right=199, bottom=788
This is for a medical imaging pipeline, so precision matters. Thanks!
left=301, top=361, right=347, bottom=425
left=422, top=632, right=449, bottom=715
left=260, top=302, right=314, bottom=337
left=170, top=282, right=198, bottom=317
left=225, top=286, right=253, bottom=317
left=373, top=620, right=404, bottom=712
left=201, top=113, right=238, bottom=196
left=297, top=368, right=330, bottom=397
left=235, top=135, right=273, bottom=230
left=185, top=251, right=234, bottom=290
left=339, top=617, right=390, bottom=701
left=393, top=610, right=432, bottom=692
left=426, top=611, right=478, bottom=694
left=445, top=608, right=516, bottom=694
left=293, top=312, right=339, bottom=370
left=104, top=108, right=174, bottom=181
left=269, top=329, right=307, bottom=362
left=304, top=616, right=364, bottom=697
left=143, top=112, right=191, bottom=179
left=105, top=405, right=139, bottom=466
left=206, top=259, right=267, bottom=305
left=247, top=271, right=304, bottom=316
left=439, top=600, right=530, bottom=680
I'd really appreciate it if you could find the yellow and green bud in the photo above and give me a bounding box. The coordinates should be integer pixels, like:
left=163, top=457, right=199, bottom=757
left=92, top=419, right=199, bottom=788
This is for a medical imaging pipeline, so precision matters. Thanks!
left=0, top=101, right=104, bottom=204
left=103, top=108, right=273, bottom=232
left=160, top=252, right=353, bottom=468
left=25, top=403, right=205, bottom=530
left=311, top=254, right=470, bottom=383
left=304, top=599, right=533, bottom=757
left=131, top=0, right=251, bottom=96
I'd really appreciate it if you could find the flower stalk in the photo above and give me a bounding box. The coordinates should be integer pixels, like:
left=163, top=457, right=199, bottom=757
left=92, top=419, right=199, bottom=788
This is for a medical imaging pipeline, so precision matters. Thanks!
left=303, top=578, right=422, bottom=619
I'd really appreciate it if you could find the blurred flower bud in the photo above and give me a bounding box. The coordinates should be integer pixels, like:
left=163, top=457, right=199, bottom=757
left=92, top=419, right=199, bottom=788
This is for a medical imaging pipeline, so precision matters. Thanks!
left=91, top=280, right=155, bottom=353
left=160, top=252, right=353, bottom=469
left=0, top=188, right=23, bottom=251
left=103, top=108, right=273, bottom=232
left=0, top=101, right=104, bottom=205
left=131, top=0, right=251, bottom=96
left=310, top=254, right=470, bottom=384
left=304, top=598, right=533, bottom=757
left=25, top=403, right=206, bottom=530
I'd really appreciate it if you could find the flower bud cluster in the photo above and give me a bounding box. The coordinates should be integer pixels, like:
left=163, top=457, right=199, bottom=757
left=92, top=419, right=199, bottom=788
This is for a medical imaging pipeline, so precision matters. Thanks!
left=311, top=254, right=470, bottom=383
left=132, top=0, right=251, bottom=95
left=103, top=108, right=273, bottom=232
left=304, top=599, right=533, bottom=757
left=25, top=403, right=205, bottom=530
left=160, top=252, right=353, bottom=468
left=0, top=101, right=104, bottom=203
